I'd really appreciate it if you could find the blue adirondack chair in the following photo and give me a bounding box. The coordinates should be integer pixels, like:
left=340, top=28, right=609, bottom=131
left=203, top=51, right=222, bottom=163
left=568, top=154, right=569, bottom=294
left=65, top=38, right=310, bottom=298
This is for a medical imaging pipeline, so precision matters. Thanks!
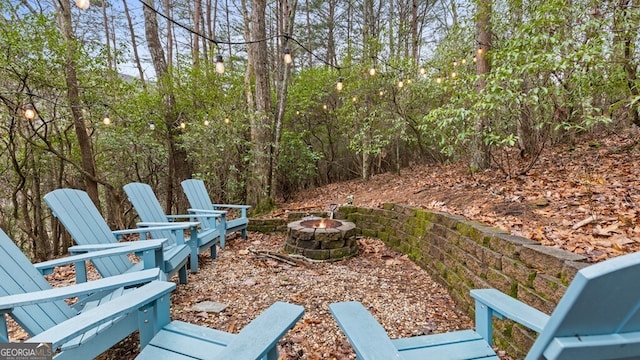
left=330, top=251, right=640, bottom=360
left=44, top=188, right=191, bottom=284
left=136, top=301, right=304, bottom=359
left=123, top=182, right=224, bottom=273
left=0, top=228, right=175, bottom=359
left=181, top=178, right=251, bottom=240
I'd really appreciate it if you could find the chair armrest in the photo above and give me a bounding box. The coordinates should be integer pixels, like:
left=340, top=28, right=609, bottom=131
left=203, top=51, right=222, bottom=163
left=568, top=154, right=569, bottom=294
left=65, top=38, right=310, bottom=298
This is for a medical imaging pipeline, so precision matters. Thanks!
left=0, top=269, right=162, bottom=311
left=112, top=223, right=193, bottom=237
left=29, top=281, right=175, bottom=351
left=211, top=204, right=251, bottom=210
left=34, top=240, right=167, bottom=275
left=165, top=214, right=203, bottom=220
left=214, top=302, right=304, bottom=360
left=187, top=208, right=227, bottom=215
left=67, top=239, right=167, bottom=253
left=471, top=289, right=549, bottom=345
left=135, top=221, right=200, bottom=228
left=329, top=302, right=402, bottom=360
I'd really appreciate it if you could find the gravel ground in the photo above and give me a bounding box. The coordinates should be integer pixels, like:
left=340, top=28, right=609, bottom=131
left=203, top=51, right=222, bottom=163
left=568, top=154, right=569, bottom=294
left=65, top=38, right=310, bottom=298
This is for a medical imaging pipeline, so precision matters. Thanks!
left=106, top=232, right=473, bottom=359
left=9, top=232, right=476, bottom=359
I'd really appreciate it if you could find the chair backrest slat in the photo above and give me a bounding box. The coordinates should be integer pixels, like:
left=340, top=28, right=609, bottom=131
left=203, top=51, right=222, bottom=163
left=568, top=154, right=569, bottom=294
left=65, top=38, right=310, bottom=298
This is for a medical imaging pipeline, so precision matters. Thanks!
left=527, top=251, right=640, bottom=359
left=0, top=229, right=75, bottom=335
left=44, top=189, right=133, bottom=277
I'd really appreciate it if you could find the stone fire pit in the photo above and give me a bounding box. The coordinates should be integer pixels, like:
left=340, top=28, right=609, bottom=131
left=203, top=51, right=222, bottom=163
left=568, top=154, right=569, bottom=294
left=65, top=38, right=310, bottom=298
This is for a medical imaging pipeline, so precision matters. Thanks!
left=285, top=218, right=358, bottom=261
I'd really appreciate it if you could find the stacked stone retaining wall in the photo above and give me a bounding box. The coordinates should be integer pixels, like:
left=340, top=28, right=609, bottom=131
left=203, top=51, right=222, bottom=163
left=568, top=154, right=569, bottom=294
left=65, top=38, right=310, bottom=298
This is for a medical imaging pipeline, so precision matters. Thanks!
left=248, top=204, right=590, bottom=357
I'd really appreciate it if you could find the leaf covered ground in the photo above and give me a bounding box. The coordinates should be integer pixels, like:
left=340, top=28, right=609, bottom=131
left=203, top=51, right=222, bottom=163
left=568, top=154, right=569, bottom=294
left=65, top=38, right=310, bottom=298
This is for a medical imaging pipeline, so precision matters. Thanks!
left=277, top=134, right=640, bottom=263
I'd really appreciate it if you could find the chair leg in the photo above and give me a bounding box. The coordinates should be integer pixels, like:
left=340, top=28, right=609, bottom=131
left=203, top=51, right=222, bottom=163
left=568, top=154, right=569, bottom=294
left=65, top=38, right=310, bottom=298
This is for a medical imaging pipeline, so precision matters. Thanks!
left=189, top=248, right=199, bottom=273
left=210, top=245, right=217, bottom=259
left=241, top=228, right=247, bottom=239
left=178, top=264, right=188, bottom=284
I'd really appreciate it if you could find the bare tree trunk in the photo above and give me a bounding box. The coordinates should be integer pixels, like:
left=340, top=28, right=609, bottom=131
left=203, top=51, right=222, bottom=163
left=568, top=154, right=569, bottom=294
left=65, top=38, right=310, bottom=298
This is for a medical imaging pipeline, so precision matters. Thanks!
left=193, top=0, right=202, bottom=66
left=471, top=0, right=492, bottom=170
left=57, top=0, right=101, bottom=209
left=101, top=0, right=113, bottom=71
left=272, top=0, right=297, bottom=196
left=327, top=0, right=336, bottom=66
left=142, top=0, right=193, bottom=212
left=123, top=0, right=146, bottom=83
left=163, top=0, right=174, bottom=68
left=247, top=0, right=273, bottom=207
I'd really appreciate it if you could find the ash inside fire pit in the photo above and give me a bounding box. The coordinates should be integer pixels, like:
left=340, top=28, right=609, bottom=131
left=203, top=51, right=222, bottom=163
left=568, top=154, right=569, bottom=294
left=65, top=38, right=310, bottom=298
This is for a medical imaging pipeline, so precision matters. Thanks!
left=285, top=217, right=358, bottom=261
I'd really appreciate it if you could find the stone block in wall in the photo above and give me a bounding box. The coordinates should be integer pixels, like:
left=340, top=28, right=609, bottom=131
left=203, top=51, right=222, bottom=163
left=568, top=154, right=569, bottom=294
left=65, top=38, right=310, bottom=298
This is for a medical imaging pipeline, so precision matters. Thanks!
left=458, top=237, right=485, bottom=260
left=430, top=211, right=466, bottom=229
left=431, top=224, right=460, bottom=244
left=561, top=260, right=590, bottom=286
left=517, top=284, right=556, bottom=314
left=459, top=265, right=490, bottom=290
left=483, top=247, right=502, bottom=270
left=488, top=233, right=538, bottom=258
left=462, top=252, right=487, bottom=279
left=502, top=257, right=537, bottom=287
left=248, top=219, right=286, bottom=233
left=486, top=267, right=516, bottom=295
left=532, top=273, right=567, bottom=303
left=520, top=245, right=587, bottom=278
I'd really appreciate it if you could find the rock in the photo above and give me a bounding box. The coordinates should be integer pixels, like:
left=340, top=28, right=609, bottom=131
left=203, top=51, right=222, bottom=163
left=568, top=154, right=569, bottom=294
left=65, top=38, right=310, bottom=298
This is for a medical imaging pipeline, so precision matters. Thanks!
left=191, top=301, right=227, bottom=313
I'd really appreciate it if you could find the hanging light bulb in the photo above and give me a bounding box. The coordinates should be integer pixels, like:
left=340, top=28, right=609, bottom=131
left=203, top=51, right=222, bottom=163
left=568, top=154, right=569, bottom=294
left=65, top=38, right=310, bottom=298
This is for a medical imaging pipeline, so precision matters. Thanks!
left=180, top=121, right=186, bottom=129
left=323, top=104, right=328, bottom=110
left=461, top=58, right=467, bottom=65
left=148, top=121, right=155, bottom=130
left=379, top=90, right=385, bottom=97
left=453, top=59, right=458, bottom=67
left=295, top=110, right=300, bottom=115
left=224, top=117, right=230, bottom=124
left=397, top=77, right=404, bottom=88
left=352, top=96, right=357, bottom=102
left=436, top=76, right=442, bottom=84
left=204, top=119, right=210, bottom=126
left=336, top=77, right=344, bottom=91
left=215, top=55, right=225, bottom=74
left=283, top=48, right=292, bottom=64
left=451, top=71, right=457, bottom=78
left=75, top=0, right=90, bottom=10
left=473, top=55, right=477, bottom=63
left=407, top=79, right=412, bottom=85
left=369, top=67, right=376, bottom=76
left=102, top=113, right=111, bottom=125
left=24, top=104, right=36, bottom=120
left=477, top=47, right=484, bottom=56
left=419, top=67, right=426, bottom=75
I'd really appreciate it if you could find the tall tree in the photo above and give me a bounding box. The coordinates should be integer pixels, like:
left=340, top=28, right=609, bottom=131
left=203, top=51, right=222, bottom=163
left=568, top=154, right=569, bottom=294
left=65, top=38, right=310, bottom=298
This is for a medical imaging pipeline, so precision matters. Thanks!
left=246, top=0, right=273, bottom=208
left=142, top=0, right=193, bottom=212
left=471, top=0, right=491, bottom=170
left=55, top=0, right=101, bottom=209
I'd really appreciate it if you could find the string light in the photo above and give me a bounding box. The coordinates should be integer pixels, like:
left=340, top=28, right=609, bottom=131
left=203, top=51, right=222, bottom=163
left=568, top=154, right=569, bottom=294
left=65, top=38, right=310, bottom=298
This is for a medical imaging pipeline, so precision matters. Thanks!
left=215, top=55, right=225, bottom=74
left=451, top=71, right=457, bottom=78
left=295, top=110, right=300, bottom=115
left=352, top=96, right=357, bottom=102
left=224, top=117, right=230, bottom=124
left=180, top=121, right=186, bottom=129
left=379, top=90, right=385, bottom=97
left=369, top=67, right=376, bottom=76
left=453, top=59, right=458, bottom=67
left=204, top=119, right=210, bottom=126
left=473, top=56, right=477, bottom=63
left=397, top=76, right=404, bottom=88
left=336, top=77, right=344, bottom=91
left=148, top=121, right=155, bottom=130
left=283, top=48, right=292, bottom=64
left=419, top=67, right=426, bottom=75
left=102, top=113, right=111, bottom=125
left=75, top=0, right=90, bottom=10
left=436, top=76, right=442, bottom=84
left=477, top=47, right=484, bottom=56
left=24, top=104, right=36, bottom=120
left=322, top=104, right=328, bottom=110
left=461, top=58, right=467, bottom=65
